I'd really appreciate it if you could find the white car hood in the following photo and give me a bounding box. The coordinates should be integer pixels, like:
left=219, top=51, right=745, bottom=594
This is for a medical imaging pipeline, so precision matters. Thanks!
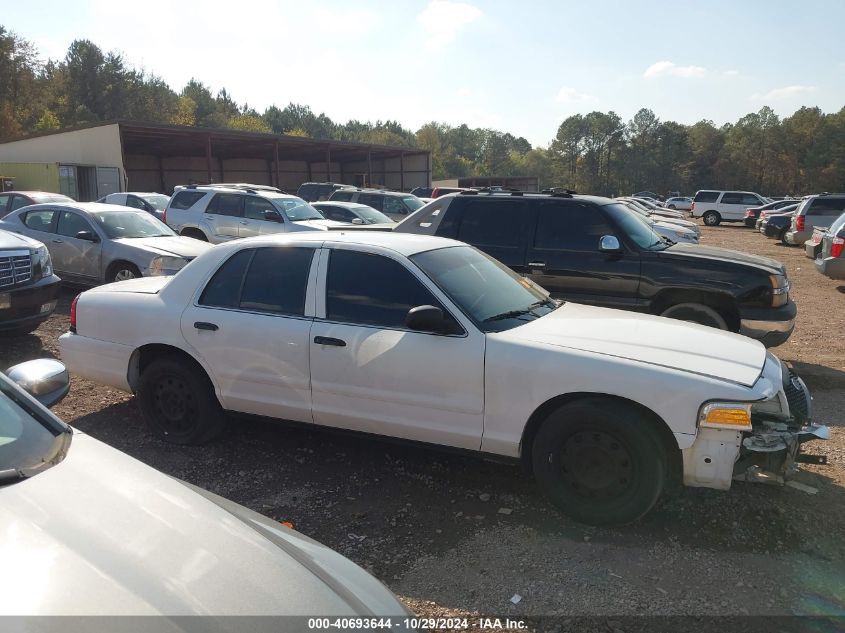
left=112, top=236, right=211, bottom=258
left=498, top=303, right=766, bottom=387
left=0, top=433, right=404, bottom=616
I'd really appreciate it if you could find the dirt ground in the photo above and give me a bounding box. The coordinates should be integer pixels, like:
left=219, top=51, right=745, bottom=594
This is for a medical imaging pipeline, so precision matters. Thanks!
left=2, top=221, right=844, bottom=624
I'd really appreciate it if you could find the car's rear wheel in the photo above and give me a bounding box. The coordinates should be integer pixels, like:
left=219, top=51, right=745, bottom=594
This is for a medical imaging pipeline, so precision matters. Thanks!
left=660, top=302, right=728, bottom=330
left=531, top=398, right=667, bottom=526
left=181, top=228, right=208, bottom=241
left=780, top=230, right=790, bottom=245
left=138, top=356, right=227, bottom=444
left=702, top=210, right=721, bottom=226
left=106, top=262, right=141, bottom=283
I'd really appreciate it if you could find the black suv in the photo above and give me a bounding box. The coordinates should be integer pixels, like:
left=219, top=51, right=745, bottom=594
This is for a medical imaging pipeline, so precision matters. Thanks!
left=0, top=228, right=61, bottom=336
left=395, top=191, right=796, bottom=346
left=296, top=182, right=355, bottom=202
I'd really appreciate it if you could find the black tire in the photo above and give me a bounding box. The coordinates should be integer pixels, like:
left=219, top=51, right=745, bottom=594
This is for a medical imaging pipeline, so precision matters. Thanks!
left=106, top=261, right=141, bottom=283
left=659, top=302, right=728, bottom=330
left=137, top=356, right=227, bottom=444
left=181, top=228, right=208, bottom=241
left=780, top=230, right=790, bottom=245
left=532, top=398, right=667, bottom=526
left=668, top=204, right=676, bottom=210
left=702, top=210, right=721, bottom=226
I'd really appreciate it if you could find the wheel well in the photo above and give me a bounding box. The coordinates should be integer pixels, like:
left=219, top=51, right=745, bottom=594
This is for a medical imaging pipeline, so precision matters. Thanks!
left=128, top=344, right=210, bottom=392
left=651, top=289, right=740, bottom=332
left=181, top=227, right=207, bottom=240
left=519, top=392, right=683, bottom=485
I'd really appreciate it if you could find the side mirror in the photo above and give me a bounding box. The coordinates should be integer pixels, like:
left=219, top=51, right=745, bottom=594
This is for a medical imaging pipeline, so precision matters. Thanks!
left=351, top=217, right=364, bottom=225
left=6, top=359, right=70, bottom=408
left=75, top=230, right=100, bottom=242
left=263, top=209, right=283, bottom=222
left=598, top=235, right=622, bottom=254
left=406, top=305, right=450, bottom=334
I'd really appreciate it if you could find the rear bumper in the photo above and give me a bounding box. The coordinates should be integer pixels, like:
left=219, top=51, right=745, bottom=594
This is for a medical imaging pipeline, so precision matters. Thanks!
left=762, top=223, right=785, bottom=238
left=0, top=275, right=61, bottom=331
left=744, top=217, right=758, bottom=227
left=805, top=241, right=822, bottom=259
left=815, top=255, right=845, bottom=280
left=738, top=300, right=797, bottom=347
left=58, top=332, right=134, bottom=392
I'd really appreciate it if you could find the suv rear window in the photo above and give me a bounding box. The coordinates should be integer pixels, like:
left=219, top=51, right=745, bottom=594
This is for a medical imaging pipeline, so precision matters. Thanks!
left=170, top=191, right=206, bottom=210
left=694, top=191, right=719, bottom=203
left=807, top=197, right=845, bottom=215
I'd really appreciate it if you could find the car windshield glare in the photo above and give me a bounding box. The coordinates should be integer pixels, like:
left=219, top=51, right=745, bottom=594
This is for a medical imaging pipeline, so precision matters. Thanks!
left=0, top=376, right=68, bottom=482
left=278, top=198, right=325, bottom=221
left=94, top=211, right=175, bottom=239
left=355, top=207, right=392, bottom=223
left=604, top=203, right=668, bottom=250
left=410, top=246, right=557, bottom=332
left=403, top=196, right=424, bottom=211
left=141, top=194, right=171, bottom=211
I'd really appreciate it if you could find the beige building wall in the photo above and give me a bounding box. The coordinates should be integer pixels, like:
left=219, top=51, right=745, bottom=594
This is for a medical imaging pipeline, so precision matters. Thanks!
left=0, top=162, right=59, bottom=192
left=0, top=124, right=124, bottom=168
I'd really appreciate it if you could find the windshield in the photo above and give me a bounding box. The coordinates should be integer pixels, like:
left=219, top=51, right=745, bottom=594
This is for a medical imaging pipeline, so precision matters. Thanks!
left=277, top=197, right=325, bottom=221
left=354, top=206, right=393, bottom=224
left=94, top=211, right=175, bottom=239
left=140, top=194, right=171, bottom=211
left=0, top=375, right=69, bottom=484
left=410, top=245, right=558, bottom=333
left=403, top=196, right=425, bottom=212
left=604, top=203, right=668, bottom=250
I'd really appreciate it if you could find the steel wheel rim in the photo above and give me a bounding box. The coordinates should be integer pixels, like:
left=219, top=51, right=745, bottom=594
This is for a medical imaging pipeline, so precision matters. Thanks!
left=153, top=374, right=197, bottom=434
left=558, top=430, right=636, bottom=500
left=115, top=269, right=136, bottom=281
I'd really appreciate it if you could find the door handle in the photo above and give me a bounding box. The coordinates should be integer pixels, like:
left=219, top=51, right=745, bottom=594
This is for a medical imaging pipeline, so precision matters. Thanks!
left=528, top=261, right=546, bottom=268
left=313, top=336, right=346, bottom=347
left=194, top=321, right=219, bottom=331
left=52, top=239, right=63, bottom=244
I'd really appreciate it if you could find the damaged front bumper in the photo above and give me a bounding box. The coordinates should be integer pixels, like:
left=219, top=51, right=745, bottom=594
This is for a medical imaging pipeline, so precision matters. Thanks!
left=683, top=360, right=830, bottom=490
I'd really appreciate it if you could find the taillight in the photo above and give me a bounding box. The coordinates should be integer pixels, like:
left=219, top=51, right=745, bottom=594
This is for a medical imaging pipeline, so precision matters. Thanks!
left=744, top=209, right=753, bottom=217
left=70, top=294, right=79, bottom=333
left=833, top=237, right=845, bottom=258
left=691, top=202, right=695, bottom=212
left=796, top=215, right=805, bottom=231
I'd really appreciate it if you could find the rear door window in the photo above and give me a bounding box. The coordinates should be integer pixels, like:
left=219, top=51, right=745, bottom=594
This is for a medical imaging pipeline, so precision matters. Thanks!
left=199, top=250, right=253, bottom=308
left=808, top=198, right=845, bottom=216
left=207, top=193, right=244, bottom=217
left=10, top=195, right=33, bottom=212
left=170, top=191, right=206, bottom=210
left=693, top=191, right=720, bottom=203
left=244, top=196, right=279, bottom=221
left=318, top=205, right=355, bottom=222
left=23, top=209, right=57, bottom=233
left=382, top=197, right=407, bottom=216
left=125, top=195, right=148, bottom=210
left=357, top=194, right=384, bottom=211
left=330, top=191, right=354, bottom=202
left=239, top=247, right=314, bottom=315
left=720, top=192, right=744, bottom=205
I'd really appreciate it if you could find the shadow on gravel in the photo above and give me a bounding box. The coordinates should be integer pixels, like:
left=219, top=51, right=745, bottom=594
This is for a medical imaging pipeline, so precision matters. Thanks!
left=0, top=332, right=49, bottom=367
left=790, top=361, right=845, bottom=392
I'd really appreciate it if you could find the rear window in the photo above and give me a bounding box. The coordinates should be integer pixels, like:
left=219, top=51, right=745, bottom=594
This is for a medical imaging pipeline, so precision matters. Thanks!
left=170, top=191, right=206, bottom=210
left=694, top=191, right=720, bottom=203
left=807, top=197, right=845, bottom=216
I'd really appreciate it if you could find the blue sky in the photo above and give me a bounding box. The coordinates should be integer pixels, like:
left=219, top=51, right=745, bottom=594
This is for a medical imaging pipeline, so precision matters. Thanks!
left=7, top=0, right=845, bottom=146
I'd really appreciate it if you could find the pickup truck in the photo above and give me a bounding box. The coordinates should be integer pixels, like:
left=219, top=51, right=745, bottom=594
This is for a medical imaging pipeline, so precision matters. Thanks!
left=392, top=191, right=796, bottom=347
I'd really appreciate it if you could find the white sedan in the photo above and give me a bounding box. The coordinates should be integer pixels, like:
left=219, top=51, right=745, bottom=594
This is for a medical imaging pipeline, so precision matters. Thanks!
left=59, top=232, right=828, bottom=525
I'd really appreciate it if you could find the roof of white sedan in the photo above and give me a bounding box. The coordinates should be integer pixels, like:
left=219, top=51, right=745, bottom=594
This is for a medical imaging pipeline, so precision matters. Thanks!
left=232, top=229, right=462, bottom=256
left=18, top=202, right=153, bottom=215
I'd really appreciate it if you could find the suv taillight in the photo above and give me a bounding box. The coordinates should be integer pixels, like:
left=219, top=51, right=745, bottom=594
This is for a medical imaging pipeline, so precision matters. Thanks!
left=70, top=294, right=79, bottom=333
left=833, top=237, right=845, bottom=258
left=795, top=215, right=805, bottom=231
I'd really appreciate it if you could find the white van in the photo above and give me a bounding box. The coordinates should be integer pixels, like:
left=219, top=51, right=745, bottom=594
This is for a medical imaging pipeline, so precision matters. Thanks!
left=691, top=190, right=769, bottom=226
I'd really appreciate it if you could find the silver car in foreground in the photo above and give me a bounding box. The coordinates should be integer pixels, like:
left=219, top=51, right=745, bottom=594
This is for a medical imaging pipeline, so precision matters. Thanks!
left=0, top=202, right=211, bottom=284
left=0, top=359, right=410, bottom=617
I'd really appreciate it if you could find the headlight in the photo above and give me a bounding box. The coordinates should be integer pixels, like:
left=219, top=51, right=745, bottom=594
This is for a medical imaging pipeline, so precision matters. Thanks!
left=32, top=245, right=53, bottom=279
left=770, top=274, right=789, bottom=307
left=699, top=402, right=752, bottom=430
left=148, top=256, right=189, bottom=276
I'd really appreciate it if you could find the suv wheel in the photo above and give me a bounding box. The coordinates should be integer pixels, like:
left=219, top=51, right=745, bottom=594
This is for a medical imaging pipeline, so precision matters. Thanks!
left=138, top=357, right=227, bottom=444
left=702, top=211, right=721, bottom=226
left=531, top=398, right=667, bottom=526
left=181, top=228, right=208, bottom=241
left=660, top=302, right=728, bottom=330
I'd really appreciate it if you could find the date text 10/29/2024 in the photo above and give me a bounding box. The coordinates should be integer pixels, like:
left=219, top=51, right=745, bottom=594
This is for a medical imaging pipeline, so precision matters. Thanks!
left=307, top=618, right=528, bottom=630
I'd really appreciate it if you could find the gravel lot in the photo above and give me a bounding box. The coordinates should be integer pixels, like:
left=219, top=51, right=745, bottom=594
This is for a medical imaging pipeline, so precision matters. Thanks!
left=2, top=221, right=844, bottom=623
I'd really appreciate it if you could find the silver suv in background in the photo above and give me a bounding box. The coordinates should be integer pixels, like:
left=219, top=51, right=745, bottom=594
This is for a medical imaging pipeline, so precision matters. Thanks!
left=784, top=193, right=845, bottom=246
left=691, top=190, right=769, bottom=225
left=163, top=185, right=343, bottom=243
left=328, top=188, right=425, bottom=222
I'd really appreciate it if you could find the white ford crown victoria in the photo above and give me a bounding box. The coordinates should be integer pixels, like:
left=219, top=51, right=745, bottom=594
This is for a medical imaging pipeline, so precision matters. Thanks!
left=59, top=232, right=828, bottom=525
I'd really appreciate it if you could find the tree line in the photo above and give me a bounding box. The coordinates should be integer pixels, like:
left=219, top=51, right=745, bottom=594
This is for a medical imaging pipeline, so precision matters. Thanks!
left=1, top=25, right=843, bottom=196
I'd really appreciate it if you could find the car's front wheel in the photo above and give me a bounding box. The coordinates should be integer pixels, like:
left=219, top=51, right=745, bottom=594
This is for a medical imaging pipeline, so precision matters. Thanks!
left=702, top=210, right=721, bottom=226
left=668, top=204, right=676, bottom=209
left=107, top=262, right=141, bottom=283
left=531, top=398, right=667, bottom=526
left=138, top=356, right=227, bottom=444
left=659, top=302, right=728, bottom=330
